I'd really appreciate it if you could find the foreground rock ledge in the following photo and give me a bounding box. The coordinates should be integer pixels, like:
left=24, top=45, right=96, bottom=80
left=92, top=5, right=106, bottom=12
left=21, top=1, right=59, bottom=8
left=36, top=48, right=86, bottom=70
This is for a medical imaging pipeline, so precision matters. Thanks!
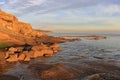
left=3, top=43, right=61, bottom=62
left=29, top=63, right=75, bottom=79
left=29, top=59, right=120, bottom=80
left=0, top=75, right=21, bottom=80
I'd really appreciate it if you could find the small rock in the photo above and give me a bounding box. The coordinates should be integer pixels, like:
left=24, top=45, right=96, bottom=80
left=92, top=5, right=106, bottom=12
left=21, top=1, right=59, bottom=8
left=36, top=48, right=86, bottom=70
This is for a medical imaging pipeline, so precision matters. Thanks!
left=33, top=51, right=44, bottom=58
left=16, top=47, right=23, bottom=52
left=24, top=56, right=30, bottom=62
left=42, top=49, right=54, bottom=56
left=50, top=43, right=61, bottom=53
left=8, top=47, right=17, bottom=53
left=18, top=54, right=26, bottom=61
left=32, top=45, right=41, bottom=51
left=6, top=54, right=18, bottom=62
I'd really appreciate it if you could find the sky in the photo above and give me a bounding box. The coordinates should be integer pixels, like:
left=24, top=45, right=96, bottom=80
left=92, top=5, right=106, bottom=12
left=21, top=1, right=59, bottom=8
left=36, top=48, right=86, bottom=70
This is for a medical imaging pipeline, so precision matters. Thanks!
left=0, top=0, right=120, bottom=33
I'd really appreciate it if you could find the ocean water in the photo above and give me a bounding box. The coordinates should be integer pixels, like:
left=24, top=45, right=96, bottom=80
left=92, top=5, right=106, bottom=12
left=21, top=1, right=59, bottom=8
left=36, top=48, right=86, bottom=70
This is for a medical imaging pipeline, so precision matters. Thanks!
left=48, top=33, right=120, bottom=62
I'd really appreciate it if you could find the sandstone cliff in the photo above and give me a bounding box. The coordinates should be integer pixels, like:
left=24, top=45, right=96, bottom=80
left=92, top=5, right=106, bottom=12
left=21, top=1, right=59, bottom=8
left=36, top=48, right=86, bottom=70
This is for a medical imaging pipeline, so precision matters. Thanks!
left=0, top=10, right=43, bottom=45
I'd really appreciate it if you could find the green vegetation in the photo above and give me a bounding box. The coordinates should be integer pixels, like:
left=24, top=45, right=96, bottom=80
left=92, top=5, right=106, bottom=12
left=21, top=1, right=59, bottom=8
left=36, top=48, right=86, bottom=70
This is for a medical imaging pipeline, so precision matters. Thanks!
left=0, top=43, right=9, bottom=49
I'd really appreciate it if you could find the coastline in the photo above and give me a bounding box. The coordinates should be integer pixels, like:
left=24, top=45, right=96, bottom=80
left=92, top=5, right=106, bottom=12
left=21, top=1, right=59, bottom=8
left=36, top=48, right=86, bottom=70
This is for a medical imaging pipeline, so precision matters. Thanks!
left=0, top=10, right=120, bottom=80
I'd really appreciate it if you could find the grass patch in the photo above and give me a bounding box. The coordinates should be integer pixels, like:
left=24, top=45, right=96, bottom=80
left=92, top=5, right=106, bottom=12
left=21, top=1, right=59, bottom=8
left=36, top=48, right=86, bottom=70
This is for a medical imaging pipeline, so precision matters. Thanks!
left=0, top=43, right=9, bottom=49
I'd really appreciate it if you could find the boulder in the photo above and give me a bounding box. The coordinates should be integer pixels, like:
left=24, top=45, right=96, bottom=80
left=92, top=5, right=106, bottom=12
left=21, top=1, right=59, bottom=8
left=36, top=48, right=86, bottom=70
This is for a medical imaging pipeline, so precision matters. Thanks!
left=52, top=47, right=61, bottom=53
left=33, top=51, right=44, bottom=58
left=25, top=51, right=34, bottom=59
left=41, top=49, right=54, bottom=56
left=21, top=51, right=29, bottom=55
left=4, top=52, right=9, bottom=59
left=32, top=45, right=41, bottom=51
left=50, top=43, right=59, bottom=48
left=6, top=54, right=18, bottom=62
left=21, top=51, right=35, bottom=59
left=24, top=56, right=30, bottom=62
left=4, top=47, right=18, bottom=59
left=4, top=52, right=15, bottom=59
left=18, top=54, right=26, bottom=61
left=8, top=47, right=17, bottom=53
left=50, top=43, right=61, bottom=53
left=16, top=47, right=23, bottom=52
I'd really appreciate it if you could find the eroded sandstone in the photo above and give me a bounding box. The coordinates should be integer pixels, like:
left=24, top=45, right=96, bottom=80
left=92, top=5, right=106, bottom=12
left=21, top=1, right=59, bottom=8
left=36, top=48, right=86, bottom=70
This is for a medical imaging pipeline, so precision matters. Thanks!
left=4, top=43, right=61, bottom=62
left=0, top=10, right=63, bottom=62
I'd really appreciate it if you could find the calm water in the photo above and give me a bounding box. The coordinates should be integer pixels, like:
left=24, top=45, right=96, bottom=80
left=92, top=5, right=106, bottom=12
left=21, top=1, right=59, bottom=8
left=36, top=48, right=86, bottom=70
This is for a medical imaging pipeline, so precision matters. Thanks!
left=48, top=33, right=120, bottom=62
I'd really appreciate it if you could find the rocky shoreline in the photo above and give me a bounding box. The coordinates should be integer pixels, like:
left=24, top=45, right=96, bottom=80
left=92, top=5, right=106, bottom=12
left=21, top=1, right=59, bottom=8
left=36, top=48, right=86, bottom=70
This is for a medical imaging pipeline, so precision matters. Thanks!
left=0, top=35, right=107, bottom=62
left=0, top=10, right=119, bottom=80
left=0, top=10, right=67, bottom=63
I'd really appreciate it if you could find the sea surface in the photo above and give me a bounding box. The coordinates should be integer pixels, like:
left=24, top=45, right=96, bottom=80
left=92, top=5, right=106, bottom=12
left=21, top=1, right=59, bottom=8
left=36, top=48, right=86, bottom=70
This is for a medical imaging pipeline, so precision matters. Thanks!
left=1, top=33, right=120, bottom=80
left=48, top=33, right=120, bottom=61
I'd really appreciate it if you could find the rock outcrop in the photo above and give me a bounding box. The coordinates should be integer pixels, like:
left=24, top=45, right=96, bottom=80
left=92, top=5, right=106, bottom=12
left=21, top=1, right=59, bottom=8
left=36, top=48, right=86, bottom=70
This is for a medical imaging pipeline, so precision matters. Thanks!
left=4, top=43, right=61, bottom=62
left=0, top=10, right=68, bottom=45
left=83, top=36, right=107, bottom=40
left=0, top=10, right=43, bottom=45
left=0, top=10, right=64, bottom=62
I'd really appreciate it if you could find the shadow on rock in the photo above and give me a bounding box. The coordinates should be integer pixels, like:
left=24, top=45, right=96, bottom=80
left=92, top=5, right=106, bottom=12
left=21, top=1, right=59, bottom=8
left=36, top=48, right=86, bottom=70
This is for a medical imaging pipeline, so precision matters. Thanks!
left=28, top=59, right=120, bottom=80
left=29, top=63, right=76, bottom=79
left=0, top=75, right=20, bottom=80
left=83, top=71, right=120, bottom=80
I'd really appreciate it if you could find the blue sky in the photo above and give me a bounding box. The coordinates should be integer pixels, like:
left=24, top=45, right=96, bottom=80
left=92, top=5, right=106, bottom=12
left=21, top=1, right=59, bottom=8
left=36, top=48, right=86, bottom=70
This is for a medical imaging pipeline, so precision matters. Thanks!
left=0, top=0, right=120, bottom=33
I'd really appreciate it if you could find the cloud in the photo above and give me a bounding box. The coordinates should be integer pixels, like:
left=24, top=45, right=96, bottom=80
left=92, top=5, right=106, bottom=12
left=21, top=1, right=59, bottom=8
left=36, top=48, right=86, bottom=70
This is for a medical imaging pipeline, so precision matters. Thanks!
left=102, top=5, right=120, bottom=14
left=1, top=0, right=113, bottom=16
left=0, top=1, right=5, bottom=6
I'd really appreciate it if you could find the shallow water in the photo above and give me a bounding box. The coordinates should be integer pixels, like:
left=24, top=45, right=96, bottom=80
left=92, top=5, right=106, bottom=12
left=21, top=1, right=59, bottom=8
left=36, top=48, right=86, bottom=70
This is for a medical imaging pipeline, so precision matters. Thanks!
left=48, top=33, right=120, bottom=62
left=1, top=33, right=120, bottom=80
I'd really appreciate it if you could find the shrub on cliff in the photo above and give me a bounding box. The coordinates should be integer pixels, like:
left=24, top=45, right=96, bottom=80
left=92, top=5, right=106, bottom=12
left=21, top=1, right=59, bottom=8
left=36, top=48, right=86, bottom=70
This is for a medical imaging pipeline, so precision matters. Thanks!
left=0, top=43, right=9, bottom=49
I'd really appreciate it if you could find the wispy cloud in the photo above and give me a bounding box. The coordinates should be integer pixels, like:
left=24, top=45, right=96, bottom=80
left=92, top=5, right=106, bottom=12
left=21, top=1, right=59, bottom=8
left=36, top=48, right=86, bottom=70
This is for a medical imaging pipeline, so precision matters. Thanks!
left=0, top=0, right=5, bottom=6
left=102, top=5, right=120, bottom=15
left=1, top=0, right=115, bottom=16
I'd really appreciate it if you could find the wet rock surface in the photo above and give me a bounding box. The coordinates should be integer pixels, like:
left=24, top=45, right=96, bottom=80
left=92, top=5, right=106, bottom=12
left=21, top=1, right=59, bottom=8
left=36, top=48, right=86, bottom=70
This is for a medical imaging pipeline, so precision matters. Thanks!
left=84, top=72, right=120, bottom=80
left=0, top=75, right=20, bottom=80
left=60, top=36, right=106, bottom=41
left=28, top=58, right=120, bottom=80
left=29, top=63, right=75, bottom=79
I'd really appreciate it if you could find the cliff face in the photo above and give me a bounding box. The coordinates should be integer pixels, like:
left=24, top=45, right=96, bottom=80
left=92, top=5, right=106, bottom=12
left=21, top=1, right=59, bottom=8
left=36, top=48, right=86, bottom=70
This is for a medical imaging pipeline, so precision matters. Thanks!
left=0, top=10, right=44, bottom=45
